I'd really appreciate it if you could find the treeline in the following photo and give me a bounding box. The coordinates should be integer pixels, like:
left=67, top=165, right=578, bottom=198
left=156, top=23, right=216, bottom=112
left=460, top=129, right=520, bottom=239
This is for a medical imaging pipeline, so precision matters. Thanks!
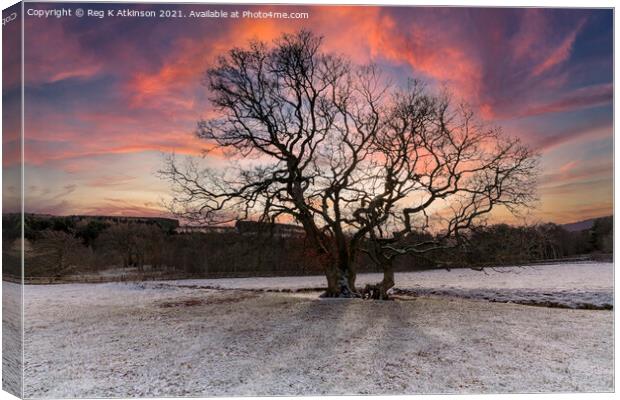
left=1, top=214, right=613, bottom=280
left=437, top=219, right=613, bottom=269
left=3, top=215, right=324, bottom=278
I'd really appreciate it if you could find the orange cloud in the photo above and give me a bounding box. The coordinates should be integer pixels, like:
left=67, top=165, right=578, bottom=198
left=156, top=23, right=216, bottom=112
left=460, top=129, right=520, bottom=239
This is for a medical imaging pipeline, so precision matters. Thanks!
left=18, top=6, right=612, bottom=222
left=23, top=136, right=218, bottom=166
left=374, top=20, right=482, bottom=101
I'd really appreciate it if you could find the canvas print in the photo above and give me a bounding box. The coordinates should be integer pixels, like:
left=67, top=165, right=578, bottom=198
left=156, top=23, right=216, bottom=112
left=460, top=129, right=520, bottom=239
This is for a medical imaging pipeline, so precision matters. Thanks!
left=2, top=2, right=614, bottom=398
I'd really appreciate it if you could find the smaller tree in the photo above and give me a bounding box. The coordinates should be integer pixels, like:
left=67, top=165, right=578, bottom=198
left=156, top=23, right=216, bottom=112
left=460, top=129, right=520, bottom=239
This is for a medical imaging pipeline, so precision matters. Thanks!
left=75, top=220, right=110, bottom=248
left=97, top=223, right=166, bottom=271
left=590, top=216, right=613, bottom=253
left=32, top=230, right=84, bottom=277
left=97, top=224, right=136, bottom=269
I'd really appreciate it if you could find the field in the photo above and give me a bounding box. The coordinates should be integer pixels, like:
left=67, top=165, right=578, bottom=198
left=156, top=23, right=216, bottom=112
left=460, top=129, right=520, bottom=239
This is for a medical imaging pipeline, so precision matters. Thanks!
left=12, top=262, right=614, bottom=397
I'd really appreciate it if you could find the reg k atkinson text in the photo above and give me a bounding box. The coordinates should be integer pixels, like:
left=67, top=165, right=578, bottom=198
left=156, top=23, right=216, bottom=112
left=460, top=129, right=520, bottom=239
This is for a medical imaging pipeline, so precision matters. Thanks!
left=26, top=7, right=309, bottom=19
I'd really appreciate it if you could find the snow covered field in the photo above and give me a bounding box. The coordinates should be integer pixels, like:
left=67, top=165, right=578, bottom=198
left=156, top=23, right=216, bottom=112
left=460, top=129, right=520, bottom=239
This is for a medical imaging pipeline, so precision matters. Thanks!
left=15, top=262, right=614, bottom=397
left=2, top=281, right=21, bottom=396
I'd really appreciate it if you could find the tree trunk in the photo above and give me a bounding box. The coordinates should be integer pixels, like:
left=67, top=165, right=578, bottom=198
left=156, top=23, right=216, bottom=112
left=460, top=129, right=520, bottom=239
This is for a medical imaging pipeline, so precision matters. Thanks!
left=323, top=262, right=339, bottom=296
left=362, top=258, right=394, bottom=300
left=321, top=260, right=359, bottom=298
left=320, top=232, right=360, bottom=297
left=295, top=213, right=359, bottom=297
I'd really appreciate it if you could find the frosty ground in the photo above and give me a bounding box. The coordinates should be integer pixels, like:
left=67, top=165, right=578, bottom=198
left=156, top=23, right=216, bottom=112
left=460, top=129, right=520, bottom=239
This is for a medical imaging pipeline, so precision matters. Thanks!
left=18, top=262, right=614, bottom=397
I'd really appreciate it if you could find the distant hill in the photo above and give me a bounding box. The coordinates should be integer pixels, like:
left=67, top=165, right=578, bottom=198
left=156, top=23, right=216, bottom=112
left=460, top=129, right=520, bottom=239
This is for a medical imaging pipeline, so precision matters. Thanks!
left=562, top=216, right=612, bottom=232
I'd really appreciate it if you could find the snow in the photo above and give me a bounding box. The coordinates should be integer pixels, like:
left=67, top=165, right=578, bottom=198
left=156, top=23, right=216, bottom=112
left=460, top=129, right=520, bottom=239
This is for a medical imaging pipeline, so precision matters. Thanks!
left=11, top=262, right=614, bottom=396
left=2, top=281, right=22, bottom=396
left=162, top=262, right=614, bottom=309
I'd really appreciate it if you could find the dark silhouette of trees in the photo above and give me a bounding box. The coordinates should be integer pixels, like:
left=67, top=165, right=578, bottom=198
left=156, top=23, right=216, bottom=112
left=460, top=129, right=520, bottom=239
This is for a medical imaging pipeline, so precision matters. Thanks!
left=32, top=230, right=85, bottom=277
left=590, top=216, right=613, bottom=253
left=98, top=223, right=164, bottom=271
left=75, top=220, right=110, bottom=247
left=2, top=214, right=22, bottom=277
left=15, top=213, right=610, bottom=281
left=159, top=30, right=539, bottom=298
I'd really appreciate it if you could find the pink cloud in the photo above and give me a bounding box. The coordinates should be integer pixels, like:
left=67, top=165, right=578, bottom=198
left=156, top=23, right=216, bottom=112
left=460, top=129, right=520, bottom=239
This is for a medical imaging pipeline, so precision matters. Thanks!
left=19, top=6, right=612, bottom=221
left=541, top=160, right=611, bottom=186
left=531, top=18, right=587, bottom=77
left=24, top=19, right=103, bottom=86
left=520, top=83, right=612, bottom=118
left=86, top=175, right=136, bottom=188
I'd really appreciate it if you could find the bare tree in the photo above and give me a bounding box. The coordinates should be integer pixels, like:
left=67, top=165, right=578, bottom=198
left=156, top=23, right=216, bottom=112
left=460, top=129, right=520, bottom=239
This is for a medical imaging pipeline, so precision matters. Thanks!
left=97, top=223, right=164, bottom=271
left=160, top=31, right=539, bottom=298
left=33, top=230, right=85, bottom=277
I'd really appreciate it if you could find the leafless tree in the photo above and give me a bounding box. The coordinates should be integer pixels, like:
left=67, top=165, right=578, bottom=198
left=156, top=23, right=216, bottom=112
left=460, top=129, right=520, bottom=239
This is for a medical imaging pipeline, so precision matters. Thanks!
left=160, top=31, right=539, bottom=298
left=97, top=223, right=164, bottom=271
left=33, top=230, right=85, bottom=277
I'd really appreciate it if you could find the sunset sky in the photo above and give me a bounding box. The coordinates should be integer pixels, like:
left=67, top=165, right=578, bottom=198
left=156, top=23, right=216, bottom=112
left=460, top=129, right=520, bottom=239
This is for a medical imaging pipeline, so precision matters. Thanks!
left=4, top=4, right=613, bottom=224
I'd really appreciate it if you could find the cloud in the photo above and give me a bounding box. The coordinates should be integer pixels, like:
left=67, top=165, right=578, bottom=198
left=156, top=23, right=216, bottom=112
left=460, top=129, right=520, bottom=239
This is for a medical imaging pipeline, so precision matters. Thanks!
left=538, top=202, right=613, bottom=224
left=87, top=175, right=136, bottom=188
left=19, top=6, right=612, bottom=220
left=93, top=198, right=168, bottom=217
left=531, top=18, right=587, bottom=77
left=540, top=161, right=612, bottom=188
left=23, top=140, right=213, bottom=166
left=530, top=118, right=612, bottom=152
left=24, top=19, right=104, bottom=87
left=518, top=83, right=612, bottom=118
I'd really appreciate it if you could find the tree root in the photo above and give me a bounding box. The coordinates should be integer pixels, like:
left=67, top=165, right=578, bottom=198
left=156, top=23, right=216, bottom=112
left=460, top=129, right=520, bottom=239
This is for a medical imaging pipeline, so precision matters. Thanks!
left=360, top=283, right=393, bottom=300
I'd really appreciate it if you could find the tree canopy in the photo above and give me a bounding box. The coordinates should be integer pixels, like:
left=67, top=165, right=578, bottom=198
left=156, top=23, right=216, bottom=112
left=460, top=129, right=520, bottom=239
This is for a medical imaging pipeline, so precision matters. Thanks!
left=160, top=31, right=539, bottom=298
